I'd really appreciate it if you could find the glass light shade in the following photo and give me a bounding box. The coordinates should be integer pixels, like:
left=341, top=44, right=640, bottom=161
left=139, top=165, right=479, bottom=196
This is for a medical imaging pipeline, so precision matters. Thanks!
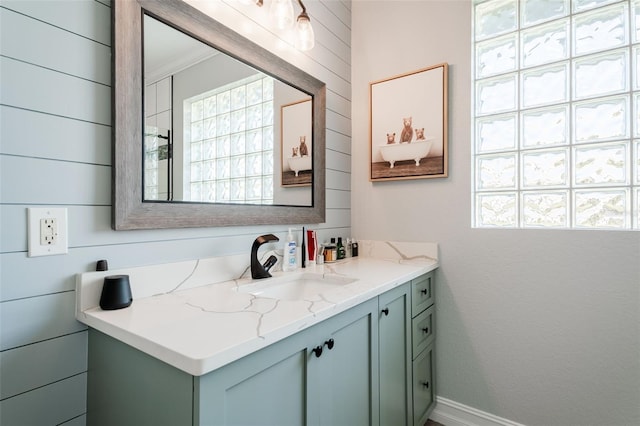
left=295, top=15, right=315, bottom=51
left=269, top=0, right=294, bottom=30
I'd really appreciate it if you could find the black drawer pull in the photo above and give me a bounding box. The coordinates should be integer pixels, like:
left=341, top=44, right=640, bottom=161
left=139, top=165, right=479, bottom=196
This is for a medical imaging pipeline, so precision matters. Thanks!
left=324, top=338, right=335, bottom=350
left=420, top=288, right=428, bottom=295
left=422, top=327, right=429, bottom=334
left=312, top=346, right=323, bottom=357
left=421, top=381, right=430, bottom=389
left=381, top=308, right=389, bottom=316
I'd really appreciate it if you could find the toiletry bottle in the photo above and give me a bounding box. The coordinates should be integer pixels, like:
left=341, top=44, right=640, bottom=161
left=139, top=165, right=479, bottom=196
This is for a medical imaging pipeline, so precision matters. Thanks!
left=324, top=240, right=335, bottom=262
left=283, top=228, right=298, bottom=271
left=337, top=237, right=345, bottom=260
left=322, top=244, right=331, bottom=262
left=324, top=238, right=338, bottom=262
left=330, top=238, right=337, bottom=261
left=307, top=229, right=316, bottom=263
left=351, top=239, right=358, bottom=257
left=346, top=238, right=352, bottom=258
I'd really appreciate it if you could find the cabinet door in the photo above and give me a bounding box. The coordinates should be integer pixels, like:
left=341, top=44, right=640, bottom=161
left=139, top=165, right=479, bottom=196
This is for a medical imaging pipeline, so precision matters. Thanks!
left=379, top=283, right=411, bottom=426
left=412, top=342, right=435, bottom=426
left=308, top=298, right=378, bottom=426
left=196, top=328, right=311, bottom=426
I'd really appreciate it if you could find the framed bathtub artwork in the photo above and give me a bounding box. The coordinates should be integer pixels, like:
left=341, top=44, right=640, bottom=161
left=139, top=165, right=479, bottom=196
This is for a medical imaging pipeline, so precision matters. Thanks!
left=369, top=63, right=448, bottom=182
left=281, top=99, right=312, bottom=187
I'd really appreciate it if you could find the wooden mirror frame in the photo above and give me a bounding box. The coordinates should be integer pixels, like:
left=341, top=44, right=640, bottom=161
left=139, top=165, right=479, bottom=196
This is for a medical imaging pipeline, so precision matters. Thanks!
left=112, top=0, right=326, bottom=230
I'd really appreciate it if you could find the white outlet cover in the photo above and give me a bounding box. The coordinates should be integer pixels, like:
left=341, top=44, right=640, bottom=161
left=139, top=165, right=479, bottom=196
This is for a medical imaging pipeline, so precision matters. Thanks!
left=27, top=208, right=68, bottom=257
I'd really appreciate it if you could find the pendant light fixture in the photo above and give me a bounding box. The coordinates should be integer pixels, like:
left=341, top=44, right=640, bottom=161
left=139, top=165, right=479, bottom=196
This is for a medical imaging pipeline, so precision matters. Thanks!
left=294, top=0, right=315, bottom=51
left=269, top=0, right=295, bottom=30
left=243, top=0, right=315, bottom=51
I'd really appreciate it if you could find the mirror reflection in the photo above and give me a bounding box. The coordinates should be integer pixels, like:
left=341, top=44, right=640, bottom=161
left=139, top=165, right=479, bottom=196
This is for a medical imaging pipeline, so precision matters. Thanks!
left=143, top=14, right=313, bottom=207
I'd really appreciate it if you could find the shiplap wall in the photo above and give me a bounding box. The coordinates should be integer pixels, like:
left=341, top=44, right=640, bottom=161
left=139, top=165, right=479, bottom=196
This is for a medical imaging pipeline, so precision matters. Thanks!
left=0, top=0, right=351, bottom=424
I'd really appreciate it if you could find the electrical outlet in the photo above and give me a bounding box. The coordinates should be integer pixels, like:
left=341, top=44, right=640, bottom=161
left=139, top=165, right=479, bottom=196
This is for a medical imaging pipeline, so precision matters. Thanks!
left=40, top=218, right=58, bottom=245
left=28, top=208, right=68, bottom=257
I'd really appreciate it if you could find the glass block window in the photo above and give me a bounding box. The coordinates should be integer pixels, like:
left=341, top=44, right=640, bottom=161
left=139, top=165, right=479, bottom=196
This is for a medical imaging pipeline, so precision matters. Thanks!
left=473, top=0, right=639, bottom=230
left=184, top=75, right=274, bottom=204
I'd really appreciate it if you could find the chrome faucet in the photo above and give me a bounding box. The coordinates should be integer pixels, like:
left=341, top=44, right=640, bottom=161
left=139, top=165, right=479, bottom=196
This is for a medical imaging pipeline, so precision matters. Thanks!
left=251, top=234, right=279, bottom=279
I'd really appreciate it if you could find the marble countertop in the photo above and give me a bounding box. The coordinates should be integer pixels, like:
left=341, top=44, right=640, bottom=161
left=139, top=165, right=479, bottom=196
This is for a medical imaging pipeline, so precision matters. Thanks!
left=76, top=240, right=438, bottom=376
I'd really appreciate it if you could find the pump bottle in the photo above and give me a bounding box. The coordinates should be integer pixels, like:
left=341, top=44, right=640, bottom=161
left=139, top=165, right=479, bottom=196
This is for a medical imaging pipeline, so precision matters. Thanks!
left=283, top=228, right=298, bottom=271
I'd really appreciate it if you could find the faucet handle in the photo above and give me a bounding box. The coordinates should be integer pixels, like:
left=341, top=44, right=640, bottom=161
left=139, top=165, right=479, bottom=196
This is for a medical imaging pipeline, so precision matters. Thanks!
left=263, top=255, right=278, bottom=272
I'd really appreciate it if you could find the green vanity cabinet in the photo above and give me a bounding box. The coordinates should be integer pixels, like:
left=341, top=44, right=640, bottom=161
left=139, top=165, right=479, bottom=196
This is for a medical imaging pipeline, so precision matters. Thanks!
left=88, top=298, right=378, bottom=426
left=378, top=282, right=412, bottom=426
left=87, top=271, right=437, bottom=426
left=198, top=297, right=378, bottom=426
left=411, top=270, right=436, bottom=426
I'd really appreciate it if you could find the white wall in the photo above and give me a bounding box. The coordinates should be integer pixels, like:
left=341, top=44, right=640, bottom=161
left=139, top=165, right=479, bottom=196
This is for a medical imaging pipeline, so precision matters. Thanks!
left=351, top=1, right=640, bottom=426
left=0, top=0, right=351, bottom=424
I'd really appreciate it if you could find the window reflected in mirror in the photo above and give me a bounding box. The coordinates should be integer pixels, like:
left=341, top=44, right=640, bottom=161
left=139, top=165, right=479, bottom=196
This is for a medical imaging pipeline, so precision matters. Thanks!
left=143, top=13, right=312, bottom=207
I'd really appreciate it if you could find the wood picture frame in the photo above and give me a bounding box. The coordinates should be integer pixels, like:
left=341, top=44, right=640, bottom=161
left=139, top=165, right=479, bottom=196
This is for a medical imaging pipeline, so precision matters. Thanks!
left=369, top=63, right=448, bottom=182
left=281, top=99, right=312, bottom=187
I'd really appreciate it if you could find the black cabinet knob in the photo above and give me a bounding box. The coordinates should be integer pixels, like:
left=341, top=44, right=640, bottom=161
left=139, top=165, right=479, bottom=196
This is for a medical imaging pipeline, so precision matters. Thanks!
left=422, top=381, right=430, bottom=389
left=420, top=288, right=428, bottom=295
left=312, top=346, right=323, bottom=357
left=381, top=308, right=389, bottom=316
left=313, top=339, right=334, bottom=357
left=422, top=327, right=429, bottom=334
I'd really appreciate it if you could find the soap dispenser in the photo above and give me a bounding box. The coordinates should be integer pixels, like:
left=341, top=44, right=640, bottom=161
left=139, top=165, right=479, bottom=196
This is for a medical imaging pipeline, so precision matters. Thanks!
left=283, top=228, right=298, bottom=271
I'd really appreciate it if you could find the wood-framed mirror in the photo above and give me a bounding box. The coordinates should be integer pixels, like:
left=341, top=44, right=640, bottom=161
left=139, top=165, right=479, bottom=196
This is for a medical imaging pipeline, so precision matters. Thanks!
left=112, top=0, right=326, bottom=230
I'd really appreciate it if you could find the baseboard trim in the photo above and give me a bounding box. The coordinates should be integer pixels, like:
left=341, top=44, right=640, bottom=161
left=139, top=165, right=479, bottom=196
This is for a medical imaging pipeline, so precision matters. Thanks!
left=430, top=396, right=526, bottom=426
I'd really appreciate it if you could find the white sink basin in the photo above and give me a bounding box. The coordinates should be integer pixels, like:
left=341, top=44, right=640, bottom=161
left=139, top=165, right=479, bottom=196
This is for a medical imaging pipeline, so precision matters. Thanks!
left=237, top=272, right=357, bottom=301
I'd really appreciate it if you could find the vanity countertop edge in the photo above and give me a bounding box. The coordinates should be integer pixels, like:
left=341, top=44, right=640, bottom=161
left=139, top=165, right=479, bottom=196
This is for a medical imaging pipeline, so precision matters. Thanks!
left=76, top=241, right=438, bottom=376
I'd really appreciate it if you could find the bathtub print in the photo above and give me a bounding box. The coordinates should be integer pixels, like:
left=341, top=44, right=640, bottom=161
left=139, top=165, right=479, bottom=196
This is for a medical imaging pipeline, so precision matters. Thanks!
left=281, top=99, right=312, bottom=186
left=370, top=63, right=448, bottom=181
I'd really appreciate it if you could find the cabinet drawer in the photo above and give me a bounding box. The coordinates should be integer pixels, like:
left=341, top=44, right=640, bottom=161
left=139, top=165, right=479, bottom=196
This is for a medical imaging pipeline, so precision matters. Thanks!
left=412, top=343, right=435, bottom=426
left=411, top=272, right=434, bottom=317
left=411, top=305, right=434, bottom=358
